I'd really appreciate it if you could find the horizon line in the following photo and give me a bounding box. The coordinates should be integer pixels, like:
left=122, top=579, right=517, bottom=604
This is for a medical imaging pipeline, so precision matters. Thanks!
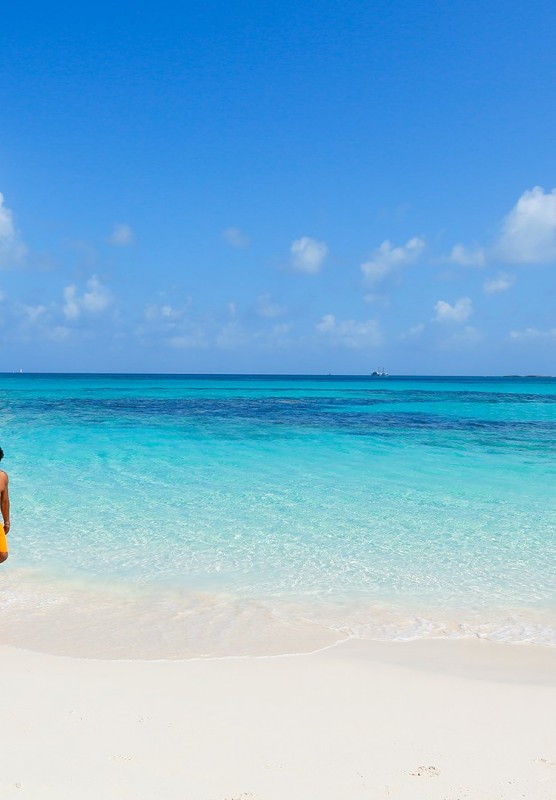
left=1, top=371, right=554, bottom=379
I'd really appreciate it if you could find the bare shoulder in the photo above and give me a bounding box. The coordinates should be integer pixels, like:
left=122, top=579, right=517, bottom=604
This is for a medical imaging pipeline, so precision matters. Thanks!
left=0, top=470, right=7, bottom=489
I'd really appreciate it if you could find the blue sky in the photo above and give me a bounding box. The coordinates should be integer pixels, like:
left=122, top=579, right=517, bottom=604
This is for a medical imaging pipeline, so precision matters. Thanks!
left=1, top=0, right=556, bottom=374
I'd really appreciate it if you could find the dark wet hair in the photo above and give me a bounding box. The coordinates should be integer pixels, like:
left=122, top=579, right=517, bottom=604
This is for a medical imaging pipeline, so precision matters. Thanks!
left=0, top=447, right=3, bottom=461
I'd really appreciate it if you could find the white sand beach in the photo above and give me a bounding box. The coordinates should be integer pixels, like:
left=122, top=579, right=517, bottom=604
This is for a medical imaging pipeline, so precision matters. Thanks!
left=1, top=638, right=555, bottom=799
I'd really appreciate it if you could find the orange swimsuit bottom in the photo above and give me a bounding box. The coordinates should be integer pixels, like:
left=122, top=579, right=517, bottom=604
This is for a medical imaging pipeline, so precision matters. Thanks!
left=0, top=523, right=7, bottom=555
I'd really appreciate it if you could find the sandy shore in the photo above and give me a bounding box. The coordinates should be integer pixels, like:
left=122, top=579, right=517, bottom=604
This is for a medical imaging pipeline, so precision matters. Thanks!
left=1, top=638, right=555, bottom=799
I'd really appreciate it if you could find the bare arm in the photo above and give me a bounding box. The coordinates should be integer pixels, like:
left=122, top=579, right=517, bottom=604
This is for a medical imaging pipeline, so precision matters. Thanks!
left=1, top=474, right=10, bottom=533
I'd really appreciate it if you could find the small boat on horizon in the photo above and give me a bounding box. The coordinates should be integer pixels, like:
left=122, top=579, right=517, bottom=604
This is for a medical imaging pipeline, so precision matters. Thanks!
left=371, top=366, right=388, bottom=377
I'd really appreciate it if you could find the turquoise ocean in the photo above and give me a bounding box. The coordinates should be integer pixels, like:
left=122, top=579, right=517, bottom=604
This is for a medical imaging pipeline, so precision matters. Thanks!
left=1, top=373, right=555, bottom=659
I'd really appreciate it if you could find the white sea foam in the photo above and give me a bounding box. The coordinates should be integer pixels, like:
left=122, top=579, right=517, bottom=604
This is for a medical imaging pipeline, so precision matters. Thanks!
left=1, top=568, right=555, bottom=660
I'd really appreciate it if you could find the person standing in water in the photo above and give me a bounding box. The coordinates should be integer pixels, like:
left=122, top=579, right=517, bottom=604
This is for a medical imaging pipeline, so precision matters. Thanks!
left=0, top=447, right=10, bottom=563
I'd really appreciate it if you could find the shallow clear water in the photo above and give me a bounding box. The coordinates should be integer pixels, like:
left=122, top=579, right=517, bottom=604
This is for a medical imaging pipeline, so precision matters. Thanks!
left=1, top=373, right=555, bottom=658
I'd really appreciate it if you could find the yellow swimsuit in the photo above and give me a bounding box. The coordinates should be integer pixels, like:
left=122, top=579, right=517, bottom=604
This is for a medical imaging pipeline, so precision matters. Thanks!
left=0, top=522, right=7, bottom=555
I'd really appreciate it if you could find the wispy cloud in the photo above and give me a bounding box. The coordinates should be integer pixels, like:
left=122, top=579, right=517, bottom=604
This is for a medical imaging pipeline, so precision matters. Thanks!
left=140, top=299, right=202, bottom=352
left=509, top=326, right=556, bottom=341
left=0, top=195, right=16, bottom=250
left=139, top=296, right=212, bottom=349
left=316, top=313, right=382, bottom=348
left=399, top=322, right=425, bottom=340
left=483, top=272, right=514, bottom=294
left=290, top=236, right=328, bottom=273
left=439, top=325, right=483, bottom=349
left=215, top=321, right=251, bottom=349
left=47, top=326, right=72, bottom=342
left=223, top=227, right=250, bottom=249
left=18, top=303, right=47, bottom=324
left=3, top=300, right=67, bottom=345
left=108, top=223, right=134, bottom=246
left=0, top=192, right=27, bottom=266
left=167, top=328, right=207, bottom=349
left=434, top=297, right=473, bottom=323
left=361, top=236, right=424, bottom=285
left=144, top=303, right=187, bottom=323
left=363, top=292, right=390, bottom=306
left=256, top=293, right=286, bottom=319
left=448, top=244, right=486, bottom=267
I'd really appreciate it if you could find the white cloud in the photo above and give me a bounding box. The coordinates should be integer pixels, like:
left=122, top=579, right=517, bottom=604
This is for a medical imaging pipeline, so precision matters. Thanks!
left=0, top=195, right=15, bottom=243
left=434, top=297, right=473, bottom=323
left=256, top=293, right=286, bottom=318
left=82, top=276, right=112, bottom=313
left=109, top=223, right=134, bottom=246
left=448, top=244, right=486, bottom=267
left=509, top=327, right=556, bottom=341
left=63, top=286, right=80, bottom=320
left=290, top=236, right=328, bottom=273
left=223, top=227, right=250, bottom=248
left=316, top=313, right=382, bottom=348
left=361, top=236, right=424, bottom=285
left=444, top=187, right=556, bottom=268
left=483, top=272, right=514, bottom=294
left=0, top=193, right=26, bottom=265
left=63, top=276, right=113, bottom=320
left=496, top=186, right=556, bottom=264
